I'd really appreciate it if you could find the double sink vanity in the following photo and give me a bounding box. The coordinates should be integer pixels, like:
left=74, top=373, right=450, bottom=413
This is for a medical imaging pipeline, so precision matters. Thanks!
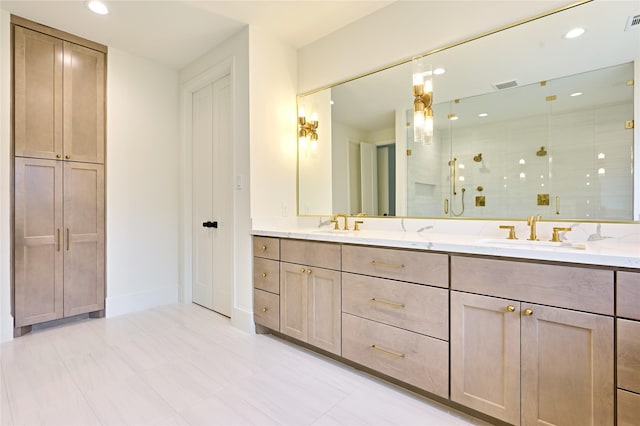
left=252, top=216, right=639, bottom=426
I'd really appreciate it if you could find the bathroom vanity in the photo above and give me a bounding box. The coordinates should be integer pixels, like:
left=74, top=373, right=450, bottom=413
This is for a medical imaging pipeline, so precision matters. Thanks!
left=252, top=223, right=639, bottom=426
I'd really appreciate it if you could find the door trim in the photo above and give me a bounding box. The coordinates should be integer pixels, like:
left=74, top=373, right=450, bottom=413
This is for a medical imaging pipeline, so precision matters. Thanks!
left=180, top=58, right=234, bottom=308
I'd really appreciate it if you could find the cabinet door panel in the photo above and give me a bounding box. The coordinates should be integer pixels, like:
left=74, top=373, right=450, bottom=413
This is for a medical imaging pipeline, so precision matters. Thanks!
left=307, top=268, right=341, bottom=355
left=14, top=158, right=63, bottom=326
left=617, top=389, right=640, bottom=426
left=280, top=262, right=308, bottom=341
left=63, top=42, right=105, bottom=164
left=281, top=239, right=341, bottom=270
left=450, top=291, right=521, bottom=425
left=343, top=272, right=448, bottom=339
left=253, top=289, right=280, bottom=330
left=253, top=257, right=280, bottom=294
left=342, top=313, right=448, bottom=398
left=253, top=236, right=280, bottom=260
left=521, top=304, right=613, bottom=426
left=617, top=319, right=640, bottom=394
left=63, top=162, right=105, bottom=316
left=617, top=271, right=640, bottom=321
left=14, top=27, right=63, bottom=159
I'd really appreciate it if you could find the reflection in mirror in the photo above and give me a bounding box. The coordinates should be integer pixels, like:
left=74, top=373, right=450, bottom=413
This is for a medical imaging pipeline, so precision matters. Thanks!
left=407, top=63, right=634, bottom=220
left=298, top=0, right=639, bottom=221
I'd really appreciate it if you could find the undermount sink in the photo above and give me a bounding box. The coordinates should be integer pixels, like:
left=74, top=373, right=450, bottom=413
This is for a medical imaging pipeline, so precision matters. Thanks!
left=476, top=238, right=586, bottom=250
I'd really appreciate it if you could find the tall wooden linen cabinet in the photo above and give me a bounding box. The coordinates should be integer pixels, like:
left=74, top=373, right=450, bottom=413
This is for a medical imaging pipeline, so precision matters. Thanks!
left=11, top=17, right=107, bottom=336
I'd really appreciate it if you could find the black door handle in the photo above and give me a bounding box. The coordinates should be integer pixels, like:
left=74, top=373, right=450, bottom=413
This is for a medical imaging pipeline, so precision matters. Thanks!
left=202, top=221, right=218, bottom=228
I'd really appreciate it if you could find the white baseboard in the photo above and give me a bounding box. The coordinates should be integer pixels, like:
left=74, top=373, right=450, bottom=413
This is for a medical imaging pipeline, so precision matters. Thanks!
left=106, top=285, right=179, bottom=318
left=231, top=305, right=255, bottom=334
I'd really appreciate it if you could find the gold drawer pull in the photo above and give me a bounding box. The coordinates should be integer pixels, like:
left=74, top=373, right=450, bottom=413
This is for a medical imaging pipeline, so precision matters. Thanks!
left=262, top=307, right=268, bottom=313
left=57, top=228, right=61, bottom=252
left=371, top=344, right=405, bottom=358
left=371, top=298, right=405, bottom=309
left=507, top=305, right=515, bottom=312
left=524, top=308, right=534, bottom=316
left=370, top=260, right=405, bottom=269
left=66, top=228, right=70, bottom=251
left=261, top=245, right=267, bottom=251
left=261, top=272, right=267, bottom=278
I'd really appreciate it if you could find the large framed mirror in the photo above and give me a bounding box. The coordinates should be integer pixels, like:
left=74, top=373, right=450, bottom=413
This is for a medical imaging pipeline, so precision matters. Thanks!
left=297, top=0, right=639, bottom=221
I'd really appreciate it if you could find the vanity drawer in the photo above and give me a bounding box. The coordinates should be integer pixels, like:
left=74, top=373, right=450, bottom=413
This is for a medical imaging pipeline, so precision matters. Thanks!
left=342, top=273, right=448, bottom=340
left=451, top=256, right=614, bottom=315
left=618, top=389, right=640, bottom=426
left=281, top=239, right=341, bottom=270
left=342, top=313, right=448, bottom=398
left=253, top=289, right=280, bottom=330
left=617, top=319, right=640, bottom=393
left=342, top=245, right=448, bottom=288
left=253, top=236, right=280, bottom=260
left=617, top=271, right=640, bottom=321
left=253, top=257, right=280, bottom=294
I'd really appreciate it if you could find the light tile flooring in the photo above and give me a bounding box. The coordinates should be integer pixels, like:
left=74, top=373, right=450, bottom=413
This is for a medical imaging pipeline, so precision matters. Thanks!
left=1, top=304, right=488, bottom=426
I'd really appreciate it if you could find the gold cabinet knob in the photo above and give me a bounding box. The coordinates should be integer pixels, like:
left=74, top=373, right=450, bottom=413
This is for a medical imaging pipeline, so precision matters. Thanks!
left=261, top=272, right=267, bottom=278
left=56, top=154, right=61, bottom=158
left=300, top=268, right=306, bottom=273
left=306, top=269, right=312, bottom=275
left=524, top=308, right=534, bottom=316
left=261, top=245, right=267, bottom=251
left=65, top=155, right=70, bottom=159
left=507, top=305, right=516, bottom=312
left=262, top=307, right=268, bottom=312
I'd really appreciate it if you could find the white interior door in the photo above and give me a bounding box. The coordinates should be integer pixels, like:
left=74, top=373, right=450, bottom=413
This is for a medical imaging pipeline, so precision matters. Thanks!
left=360, top=142, right=378, bottom=215
left=192, top=75, right=232, bottom=317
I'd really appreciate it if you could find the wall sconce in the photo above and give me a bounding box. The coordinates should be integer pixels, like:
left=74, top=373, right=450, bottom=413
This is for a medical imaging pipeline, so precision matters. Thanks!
left=298, top=108, right=319, bottom=151
left=412, top=58, right=433, bottom=145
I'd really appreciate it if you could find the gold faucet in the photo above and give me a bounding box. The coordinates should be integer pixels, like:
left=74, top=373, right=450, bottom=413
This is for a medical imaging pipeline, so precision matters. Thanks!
left=527, top=215, right=541, bottom=241
left=333, top=214, right=349, bottom=230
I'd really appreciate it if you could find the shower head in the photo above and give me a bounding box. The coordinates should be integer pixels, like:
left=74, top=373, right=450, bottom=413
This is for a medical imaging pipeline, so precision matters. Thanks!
left=473, top=153, right=483, bottom=162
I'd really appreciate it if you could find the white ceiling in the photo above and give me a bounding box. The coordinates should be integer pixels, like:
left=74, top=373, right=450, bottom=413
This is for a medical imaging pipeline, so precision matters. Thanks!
left=0, top=0, right=394, bottom=69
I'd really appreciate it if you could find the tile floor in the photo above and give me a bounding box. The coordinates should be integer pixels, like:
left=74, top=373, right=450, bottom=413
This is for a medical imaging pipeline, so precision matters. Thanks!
left=1, top=304, right=488, bottom=426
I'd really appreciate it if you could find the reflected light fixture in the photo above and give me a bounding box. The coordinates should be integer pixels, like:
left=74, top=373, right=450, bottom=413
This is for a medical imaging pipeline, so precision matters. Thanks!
left=565, top=27, right=585, bottom=39
left=298, top=108, right=319, bottom=151
left=412, top=58, right=433, bottom=145
left=86, top=0, right=109, bottom=14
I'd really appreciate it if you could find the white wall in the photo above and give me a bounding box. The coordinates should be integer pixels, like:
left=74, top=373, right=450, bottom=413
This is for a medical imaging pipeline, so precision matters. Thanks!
left=298, top=1, right=568, bottom=93
left=248, top=26, right=298, bottom=220
left=105, top=49, right=181, bottom=316
left=0, top=11, right=13, bottom=341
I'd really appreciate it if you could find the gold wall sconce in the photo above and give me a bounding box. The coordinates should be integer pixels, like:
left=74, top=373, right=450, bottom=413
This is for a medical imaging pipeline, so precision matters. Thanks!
left=412, top=58, right=433, bottom=145
left=298, top=108, right=319, bottom=150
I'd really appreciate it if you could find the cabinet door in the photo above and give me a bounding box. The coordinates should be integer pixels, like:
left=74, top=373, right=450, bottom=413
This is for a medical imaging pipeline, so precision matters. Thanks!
left=307, top=267, right=341, bottom=355
left=280, top=262, right=308, bottom=341
left=450, top=291, right=521, bottom=425
left=63, top=162, right=105, bottom=317
left=14, top=158, right=63, bottom=326
left=63, top=42, right=105, bottom=164
left=521, top=304, right=614, bottom=426
left=14, top=26, right=63, bottom=160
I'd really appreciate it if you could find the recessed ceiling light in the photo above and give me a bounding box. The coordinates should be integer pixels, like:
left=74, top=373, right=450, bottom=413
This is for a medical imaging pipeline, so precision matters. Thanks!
left=478, top=113, right=488, bottom=117
left=565, top=27, right=585, bottom=39
left=570, top=92, right=583, bottom=97
left=87, top=0, right=109, bottom=15
left=433, top=68, right=446, bottom=75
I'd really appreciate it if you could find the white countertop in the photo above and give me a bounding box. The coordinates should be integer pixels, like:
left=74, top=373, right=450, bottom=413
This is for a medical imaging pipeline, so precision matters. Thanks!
left=252, top=227, right=640, bottom=269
